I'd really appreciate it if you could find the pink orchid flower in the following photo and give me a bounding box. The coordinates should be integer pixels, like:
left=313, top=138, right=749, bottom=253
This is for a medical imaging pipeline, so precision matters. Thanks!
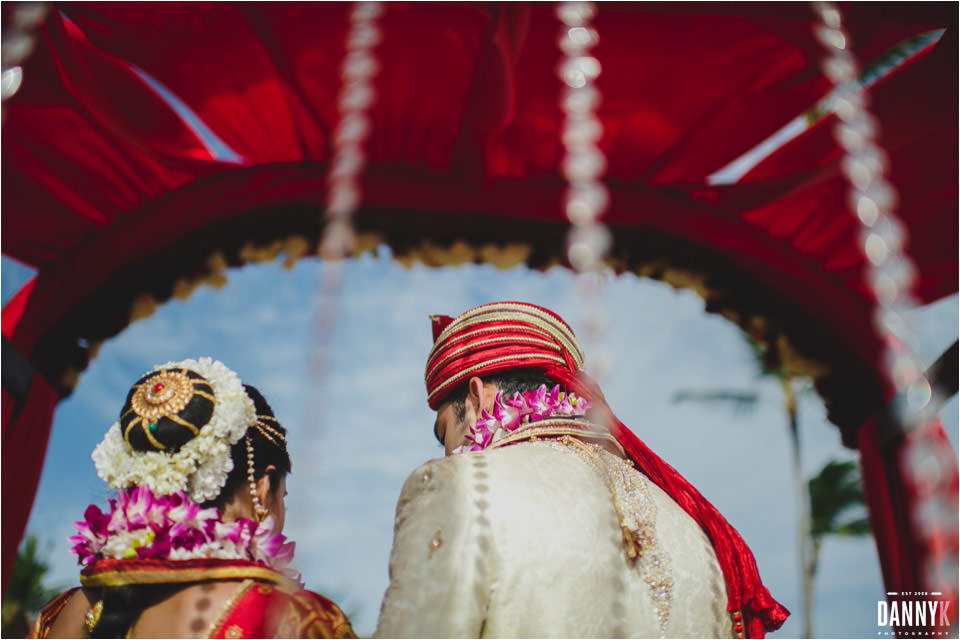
left=492, top=394, right=522, bottom=431
left=69, top=504, right=112, bottom=565
left=119, top=486, right=155, bottom=529
left=465, top=423, right=493, bottom=449
left=476, top=408, right=501, bottom=435
left=452, top=383, right=593, bottom=456
left=524, top=385, right=553, bottom=421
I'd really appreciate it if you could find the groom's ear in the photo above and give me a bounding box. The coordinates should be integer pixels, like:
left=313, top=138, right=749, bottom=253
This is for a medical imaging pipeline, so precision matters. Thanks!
left=466, top=376, right=485, bottom=412
left=467, top=376, right=499, bottom=414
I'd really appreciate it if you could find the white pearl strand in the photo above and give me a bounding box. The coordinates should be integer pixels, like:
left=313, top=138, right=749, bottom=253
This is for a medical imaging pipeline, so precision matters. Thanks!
left=320, top=1, right=384, bottom=262
left=307, top=2, right=383, bottom=407
left=811, top=1, right=957, bottom=602
left=556, top=1, right=613, bottom=384
left=1, top=2, right=49, bottom=106
left=246, top=435, right=269, bottom=521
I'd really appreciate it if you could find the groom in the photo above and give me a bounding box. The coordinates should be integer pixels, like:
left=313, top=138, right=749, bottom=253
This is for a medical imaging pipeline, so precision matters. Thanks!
left=375, top=301, right=787, bottom=638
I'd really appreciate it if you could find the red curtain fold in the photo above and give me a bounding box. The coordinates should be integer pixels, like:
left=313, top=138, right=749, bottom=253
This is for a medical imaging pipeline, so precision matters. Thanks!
left=6, top=4, right=954, bottom=268
left=0, top=374, right=59, bottom=602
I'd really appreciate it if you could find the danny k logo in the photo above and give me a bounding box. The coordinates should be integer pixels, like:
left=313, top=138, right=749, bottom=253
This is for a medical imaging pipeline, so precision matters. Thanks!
left=877, top=592, right=953, bottom=637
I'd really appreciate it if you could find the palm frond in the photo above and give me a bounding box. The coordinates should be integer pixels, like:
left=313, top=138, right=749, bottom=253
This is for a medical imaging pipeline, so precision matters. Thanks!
left=808, top=460, right=869, bottom=541
left=671, top=390, right=759, bottom=416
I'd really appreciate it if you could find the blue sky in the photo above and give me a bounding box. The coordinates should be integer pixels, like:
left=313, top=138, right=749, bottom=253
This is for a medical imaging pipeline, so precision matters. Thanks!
left=2, top=252, right=957, bottom=637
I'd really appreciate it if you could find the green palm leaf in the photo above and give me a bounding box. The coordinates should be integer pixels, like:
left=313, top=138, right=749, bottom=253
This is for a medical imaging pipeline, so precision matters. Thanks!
left=808, top=460, right=870, bottom=542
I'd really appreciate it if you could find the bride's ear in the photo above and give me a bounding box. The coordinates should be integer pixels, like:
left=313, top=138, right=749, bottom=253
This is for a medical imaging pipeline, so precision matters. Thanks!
left=255, top=464, right=277, bottom=518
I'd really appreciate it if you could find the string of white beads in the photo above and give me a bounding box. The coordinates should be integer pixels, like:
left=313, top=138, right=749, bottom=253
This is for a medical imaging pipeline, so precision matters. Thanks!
left=811, top=0, right=957, bottom=605
left=246, top=435, right=269, bottom=521
left=320, top=1, right=384, bottom=262
left=556, top=1, right=613, bottom=382
left=1, top=2, right=50, bottom=105
left=307, top=3, right=384, bottom=419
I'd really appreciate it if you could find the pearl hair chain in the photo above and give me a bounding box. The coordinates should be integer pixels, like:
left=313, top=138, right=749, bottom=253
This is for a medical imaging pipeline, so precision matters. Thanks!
left=246, top=435, right=269, bottom=522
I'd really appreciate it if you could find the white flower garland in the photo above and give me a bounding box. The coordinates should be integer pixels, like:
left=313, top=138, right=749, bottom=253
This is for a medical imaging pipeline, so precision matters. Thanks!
left=453, top=384, right=592, bottom=454
left=91, top=357, right=255, bottom=503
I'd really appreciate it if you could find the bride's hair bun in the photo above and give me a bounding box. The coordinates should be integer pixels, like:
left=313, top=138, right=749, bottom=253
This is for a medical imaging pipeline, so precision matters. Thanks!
left=120, top=368, right=216, bottom=453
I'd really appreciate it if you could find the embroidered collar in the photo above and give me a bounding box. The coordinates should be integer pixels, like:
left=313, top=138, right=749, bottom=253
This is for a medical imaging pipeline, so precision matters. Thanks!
left=487, top=416, right=626, bottom=457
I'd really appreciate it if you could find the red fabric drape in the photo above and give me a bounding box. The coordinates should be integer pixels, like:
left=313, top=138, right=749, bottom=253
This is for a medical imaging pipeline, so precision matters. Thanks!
left=4, top=4, right=953, bottom=268
left=0, top=374, right=59, bottom=602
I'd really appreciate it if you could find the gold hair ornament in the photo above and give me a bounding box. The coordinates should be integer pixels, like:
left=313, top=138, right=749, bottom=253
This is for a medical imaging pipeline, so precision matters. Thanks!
left=123, top=369, right=212, bottom=449
left=254, top=415, right=287, bottom=451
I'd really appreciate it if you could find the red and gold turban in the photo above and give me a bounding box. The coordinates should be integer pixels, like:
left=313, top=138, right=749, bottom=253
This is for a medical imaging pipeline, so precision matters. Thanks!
left=424, top=301, right=789, bottom=638
left=425, top=301, right=585, bottom=409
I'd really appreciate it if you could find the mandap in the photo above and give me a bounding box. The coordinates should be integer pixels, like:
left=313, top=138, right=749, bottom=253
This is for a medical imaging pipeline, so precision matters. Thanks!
left=1, top=2, right=957, bottom=632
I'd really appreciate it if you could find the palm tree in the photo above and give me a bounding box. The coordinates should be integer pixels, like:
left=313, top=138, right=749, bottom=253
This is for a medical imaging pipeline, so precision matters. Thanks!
left=673, top=331, right=813, bottom=636
left=1, top=534, right=63, bottom=637
left=674, top=339, right=876, bottom=638
left=807, top=459, right=871, bottom=578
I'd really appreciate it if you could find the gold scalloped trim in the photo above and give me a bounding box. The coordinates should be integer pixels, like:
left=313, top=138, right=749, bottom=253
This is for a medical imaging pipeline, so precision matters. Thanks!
left=172, top=276, right=201, bottom=300
left=55, top=228, right=848, bottom=444
left=282, top=236, right=310, bottom=269
left=129, top=292, right=158, bottom=321
left=117, top=235, right=835, bottom=395
left=240, top=239, right=285, bottom=264
left=387, top=240, right=534, bottom=271
left=479, top=242, right=532, bottom=268
left=420, top=239, right=476, bottom=267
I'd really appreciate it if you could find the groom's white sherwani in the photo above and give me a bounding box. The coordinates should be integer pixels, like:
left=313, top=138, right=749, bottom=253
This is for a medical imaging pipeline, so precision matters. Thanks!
left=375, top=439, right=734, bottom=638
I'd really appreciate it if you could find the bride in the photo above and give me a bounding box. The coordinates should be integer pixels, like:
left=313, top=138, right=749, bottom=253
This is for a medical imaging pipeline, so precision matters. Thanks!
left=30, top=357, right=355, bottom=638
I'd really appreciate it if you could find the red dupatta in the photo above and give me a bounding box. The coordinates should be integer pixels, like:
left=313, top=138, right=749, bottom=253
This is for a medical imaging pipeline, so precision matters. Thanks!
left=547, top=363, right=790, bottom=638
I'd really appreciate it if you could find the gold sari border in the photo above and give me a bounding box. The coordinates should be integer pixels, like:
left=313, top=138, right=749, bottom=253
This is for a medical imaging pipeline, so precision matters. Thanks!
left=81, top=563, right=300, bottom=593
left=204, top=579, right=255, bottom=638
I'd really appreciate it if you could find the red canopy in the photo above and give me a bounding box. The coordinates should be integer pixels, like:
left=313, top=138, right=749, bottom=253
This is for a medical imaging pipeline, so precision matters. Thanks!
left=2, top=2, right=956, bottom=619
